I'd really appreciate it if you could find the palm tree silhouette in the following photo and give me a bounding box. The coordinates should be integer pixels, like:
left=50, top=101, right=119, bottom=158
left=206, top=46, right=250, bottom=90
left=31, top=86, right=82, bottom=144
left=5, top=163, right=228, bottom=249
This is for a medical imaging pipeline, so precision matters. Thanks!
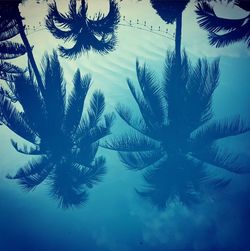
left=0, top=51, right=114, bottom=208
left=0, top=0, right=45, bottom=95
left=150, top=0, right=189, bottom=65
left=104, top=51, right=250, bottom=208
left=196, top=1, right=250, bottom=48
left=0, top=2, right=26, bottom=83
left=46, top=0, right=120, bottom=59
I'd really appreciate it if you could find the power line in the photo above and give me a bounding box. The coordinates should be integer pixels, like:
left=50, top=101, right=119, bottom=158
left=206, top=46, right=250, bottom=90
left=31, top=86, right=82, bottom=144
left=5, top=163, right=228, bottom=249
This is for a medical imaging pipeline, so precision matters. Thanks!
left=24, top=17, right=175, bottom=41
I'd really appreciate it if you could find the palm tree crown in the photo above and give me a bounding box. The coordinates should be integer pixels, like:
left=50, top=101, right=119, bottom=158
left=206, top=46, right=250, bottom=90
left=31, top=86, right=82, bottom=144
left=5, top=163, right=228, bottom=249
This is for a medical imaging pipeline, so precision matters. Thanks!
left=104, top=51, right=250, bottom=208
left=150, top=0, right=189, bottom=24
left=0, top=51, right=114, bottom=208
left=46, top=0, right=120, bottom=58
left=196, top=1, right=250, bottom=48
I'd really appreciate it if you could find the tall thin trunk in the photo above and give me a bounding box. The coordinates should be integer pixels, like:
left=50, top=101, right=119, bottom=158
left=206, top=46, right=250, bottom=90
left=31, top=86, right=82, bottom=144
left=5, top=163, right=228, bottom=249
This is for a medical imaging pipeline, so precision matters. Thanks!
left=175, top=12, right=182, bottom=67
left=15, top=6, right=45, bottom=95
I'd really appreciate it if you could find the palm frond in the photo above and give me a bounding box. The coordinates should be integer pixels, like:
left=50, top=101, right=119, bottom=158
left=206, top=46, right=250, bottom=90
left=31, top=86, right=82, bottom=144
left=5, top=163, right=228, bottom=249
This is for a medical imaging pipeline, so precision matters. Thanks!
left=80, top=156, right=106, bottom=188
left=163, top=51, right=188, bottom=122
left=103, top=112, right=115, bottom=129
left=58, top=31, right=117, bottom=59
left=76, top=142, right=99, bottom=166
left=6, top=157, right=52, bottom=191
left=127, top=78, right=156, bottom=129
left=45, top=16, right=77, bottom=41
left=0, top=61, right=23, bottom=81
left=78, top=113, right=115, bottom=147
left=140, top=155, right=205, bottom=207
left=208, top=23, right=250, bottom=48
left=0, top=41, right=26, bottom=60
left=116, top=103, right=150, bottom=135
left=185, top=58, right=220, bottom=128
left=13, top=73, right=46, bottom=134
left=46, top=1, right=73, bottom=29
left=195, top=2, right=246, bottom=33
left=0, top=22, right=19, bottom=42
left=68, top=0, right=77, bottom=16
left=88, top=0, right=120, bottom=34
left=11, top=139, right=42, bottom=155
left=102, top=132, right=160, bottom=152
left=136, top=60, right=167, bottom=123
left=0, top=19, right=18, bottom=38
left=163, top=51, right=177, bottom=91
left=64, top=71, right=91, bottom=134
left=6, top=156, right=49, bottom=179
left=0, top=86, right=17, bottom=101
left=0, top=94, right=37, bottom=143
left=49, top=162, right=89, bottom=208
left=0, top=61, right=23, bottom=74
left=119, top=149, right=164, bottom=170
left=42, top=51, right=66, bottom=128
left=195, top=145, right=250, bottom=174
left=191, top=116, right=250, bottom=146
left=85, top=90, right=105, bottom=129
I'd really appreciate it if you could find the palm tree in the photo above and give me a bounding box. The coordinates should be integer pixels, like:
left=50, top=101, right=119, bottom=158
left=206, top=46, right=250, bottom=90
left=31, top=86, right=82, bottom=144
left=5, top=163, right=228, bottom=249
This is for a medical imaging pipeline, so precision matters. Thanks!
left=0, top=0, right=45, bottom=94
left=46, top=0, right=120, bottom=59
left=0, top=1, right=26, bottom=83
left=150, top=0, right=189, bottom=65
left=0, top=51, right=114, bottom=208
left=196, top=1, right=250, bottom=48
left=103, top=51, right=250, bottom=208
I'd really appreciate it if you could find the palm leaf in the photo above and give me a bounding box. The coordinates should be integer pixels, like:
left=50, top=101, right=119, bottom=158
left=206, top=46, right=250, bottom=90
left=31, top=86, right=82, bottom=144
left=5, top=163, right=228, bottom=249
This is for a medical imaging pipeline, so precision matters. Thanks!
left=46, top=1, right=73, bottom=29
left=127, top=78, right=155, bottom=129
left=0, top=61, right=23, bottom=74
left=136, top=60, right=167, bottom=124
left=76, top=142, right=99, bottom=166
left=208, top=24, right=250, bottom=48
left=119, top=149, right=165, bottom=170
left=42, top=51, right=66, bottom=129
left=88, top=0, right=120, bottom=34
left=6, top=157, right=53, bottom=191
left=0, top=23, right=19, bottom=42
left=49, top=162, right=89, bottom=208
left=10, top=139, right=42, bottom=155
left=58, top=31, right=117, bottom=58
left=0, top=94, right=37, bottom=143
left=13, top=73, right=46, bottom=134
left=0, top=41, right=26, bottom=60
left=102, top=132, right=160, bottom=152
left=186, top=58, right=219, bottom=127
left=195, top=145, right=250, bottom=174
left=191, top=116, right=250, bottom=146
left=78, top=113, right=115, bottom=146
left=85, top=90, right=105, bottom=129
left=0, top=86, right=17, bottom=101
left=195, top=2, right=246, bottom=33
left=46, top=16, right=77, bottom=41
left=116, top=103, right=149, bottom=136
left=0, top=19, right=17, bottom=37
left=80, top=156, right=106, bottom=188
left=0, top=60, right=23, bottom=81
left=64, top=71, right=91, bottom=134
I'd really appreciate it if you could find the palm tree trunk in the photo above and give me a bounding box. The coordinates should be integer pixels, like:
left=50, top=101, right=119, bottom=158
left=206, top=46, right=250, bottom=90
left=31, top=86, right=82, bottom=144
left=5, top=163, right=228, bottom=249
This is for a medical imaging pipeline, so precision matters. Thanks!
left=175, top=12, right=182, bottom=67
left=15, top=6, right=45, bottom=95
